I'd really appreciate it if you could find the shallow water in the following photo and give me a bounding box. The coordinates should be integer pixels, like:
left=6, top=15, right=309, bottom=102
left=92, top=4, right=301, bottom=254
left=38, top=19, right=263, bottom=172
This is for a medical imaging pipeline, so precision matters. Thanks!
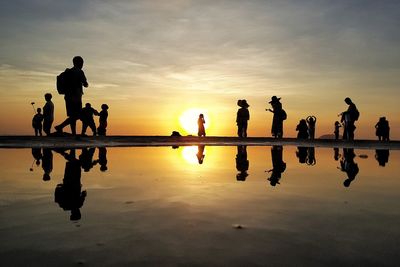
left=0, top=146, right=399, bottom=266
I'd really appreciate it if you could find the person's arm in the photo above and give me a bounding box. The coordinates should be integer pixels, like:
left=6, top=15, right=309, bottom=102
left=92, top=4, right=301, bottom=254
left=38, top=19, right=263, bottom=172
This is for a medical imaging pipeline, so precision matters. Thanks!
left=81, top=71, right=88, bottom=87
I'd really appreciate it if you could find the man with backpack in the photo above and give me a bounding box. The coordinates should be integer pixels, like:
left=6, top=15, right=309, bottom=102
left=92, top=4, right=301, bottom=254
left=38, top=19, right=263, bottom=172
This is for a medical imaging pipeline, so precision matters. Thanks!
left=341, top=97, right=359, bottom=140
left=55, top=56, right=89, bottom=136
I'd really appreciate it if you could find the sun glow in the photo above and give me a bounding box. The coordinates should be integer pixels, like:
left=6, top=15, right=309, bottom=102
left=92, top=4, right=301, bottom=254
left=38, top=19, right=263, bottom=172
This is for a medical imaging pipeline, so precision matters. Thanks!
left=179, top=108, right=210, bottom=135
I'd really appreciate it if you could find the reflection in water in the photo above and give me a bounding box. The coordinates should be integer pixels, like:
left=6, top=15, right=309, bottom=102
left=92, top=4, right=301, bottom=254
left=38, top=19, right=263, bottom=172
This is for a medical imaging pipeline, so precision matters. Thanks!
left=196, top=145, right=205, bottom=164
left=375, top=149, right=389, bottom=167
left=97, top=147, right=108, bottom=171
left=42, top=148, right=53, bottom=181
left=339, top=148, right=359, bottom=187
left=31, top=148, right=42, bottom=169
left=54, top=149, right=86, bottom=221
left=235, top=145, right=249, bottom=181
left=267, top=146, right=286, bottom=186
left=334, top=147, right=340, bottom=161
left=296, top=147, right=316, bottom=166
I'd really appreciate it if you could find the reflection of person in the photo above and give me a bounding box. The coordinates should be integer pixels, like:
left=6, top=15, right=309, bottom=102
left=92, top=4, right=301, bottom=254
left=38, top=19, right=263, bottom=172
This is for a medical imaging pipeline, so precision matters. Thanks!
left=339, top=148, right=359, bottom=187
left=334, top=147, right=340, bottom=161
left=197, top=114, right=206, bottom=137
left=266, top=96, right=286, bottom=138
left=79, top=147, right=96, bottom=172
left=340, top=97, right=359, bottom=140
left=267, top=146, right=286, bottom=186
left=97, top=104, right=109, bottom=136
left=235, top=145, right=249, bottom=181
left=97, top=147, right=108, bottom=171
left=196, top=145, right=205, bottom=164
left=236, top=100, right=250, bottom=138
left=55, top=56, right=89, bottom=136
left=54, top=149, right=86, bottom=221
left=375, top=149, right=389, bottom=167
left=42, top=148, right=53, bottom=181
left=43, top=93, right=54, bottom=136
left=296, top=147, right=308, bottom=164
left=31, top=148, right=43, bottom=166
left=306, top=147, right=316, bottom=166
left=375, top=117, right=390, bottom=141
left=32, top=108, right=44, bottom=136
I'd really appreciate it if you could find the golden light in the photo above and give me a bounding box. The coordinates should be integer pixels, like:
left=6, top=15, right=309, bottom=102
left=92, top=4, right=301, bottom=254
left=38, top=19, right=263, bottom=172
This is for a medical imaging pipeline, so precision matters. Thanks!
left=179, top=108, right=210, bottom=135
left=181, top=146, right=206, bottom=165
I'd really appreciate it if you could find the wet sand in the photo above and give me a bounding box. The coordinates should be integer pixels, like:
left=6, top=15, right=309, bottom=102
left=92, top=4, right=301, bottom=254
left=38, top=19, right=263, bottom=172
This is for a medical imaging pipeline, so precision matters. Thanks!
left=0, top=135, right=399, bottom=149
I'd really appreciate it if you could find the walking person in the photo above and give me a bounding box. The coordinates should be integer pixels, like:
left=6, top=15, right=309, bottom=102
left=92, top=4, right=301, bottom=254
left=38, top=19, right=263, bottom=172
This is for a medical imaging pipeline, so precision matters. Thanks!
left=236, top=99, right=250, bottom=138
left=340, top=97, right=359, bottom=140
left=55, top=56, right=89, bottom=136
left=43, top=93, right=54, bottom=136
left=197, top=114, right=206, bottom=137
left=266, top=96, right=286, bottom=138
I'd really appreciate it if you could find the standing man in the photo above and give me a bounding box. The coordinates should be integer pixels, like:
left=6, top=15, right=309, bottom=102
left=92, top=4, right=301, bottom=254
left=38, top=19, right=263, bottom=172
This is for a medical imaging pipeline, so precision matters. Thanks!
left=340, top=97, right=359, bottom=140
left=55, top=56, right=89, bottom=135
left=236, top=99, right=250, bottom=138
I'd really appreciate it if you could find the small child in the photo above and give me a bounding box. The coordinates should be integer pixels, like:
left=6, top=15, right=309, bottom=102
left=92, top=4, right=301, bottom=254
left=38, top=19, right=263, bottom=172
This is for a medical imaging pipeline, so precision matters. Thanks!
left=32, top=108, right=44, bottom=136
left=197, top=113, right=206, bottom=137
left=375, top=117, right=390, bottom=141
left=43, top=93, right=54, bottom=136
left=80, top=103, right=99, bottom=136
left=334, top=121, right=341, bottom=140
left=296, top=119, right=309, bottom=139
left=97, top=104, right=109, bottom=136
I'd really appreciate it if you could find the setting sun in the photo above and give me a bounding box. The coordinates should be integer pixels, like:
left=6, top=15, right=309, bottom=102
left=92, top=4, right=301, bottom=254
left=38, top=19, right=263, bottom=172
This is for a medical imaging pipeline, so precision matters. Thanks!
left=179, top=108, right=210, bottom=135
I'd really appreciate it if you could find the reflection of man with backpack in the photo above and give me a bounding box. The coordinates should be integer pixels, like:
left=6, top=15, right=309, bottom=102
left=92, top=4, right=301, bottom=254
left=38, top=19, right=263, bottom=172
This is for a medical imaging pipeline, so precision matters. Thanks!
left=55, top=56, right=89, bottom=136
left=340, top=97, right=359, bottom=140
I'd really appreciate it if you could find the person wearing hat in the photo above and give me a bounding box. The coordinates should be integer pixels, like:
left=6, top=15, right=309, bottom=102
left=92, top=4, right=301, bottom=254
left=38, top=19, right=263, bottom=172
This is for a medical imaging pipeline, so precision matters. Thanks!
left=97, top=103, right=109, bottom=136
left=236, top=99, right=250, bottom=138
left=266, top=96, right=286, bottom=138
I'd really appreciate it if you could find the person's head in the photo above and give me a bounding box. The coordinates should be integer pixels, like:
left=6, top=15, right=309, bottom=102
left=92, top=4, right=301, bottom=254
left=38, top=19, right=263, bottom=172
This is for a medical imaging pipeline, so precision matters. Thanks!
left=85, top=103, right=91, bottom=108
left=335, top=121, right=340, bottom=126
left=300, top=119, right=306, bottom=125
left=42, top=173, right=51, bottom=181
left=240, top=99, right=249, bottom=108
left=344, top=97, right=352, bottom=105
left=101, top=104, right=109, bottom=110
left=72, top=56, right=84, bottom=69
left=37, top=108, right=42, bottom=114
left=269, top=96, right=281, bottom=104
left=44, top=93, right=52, bottom=101
left=199, top=113, right=204, bottom=118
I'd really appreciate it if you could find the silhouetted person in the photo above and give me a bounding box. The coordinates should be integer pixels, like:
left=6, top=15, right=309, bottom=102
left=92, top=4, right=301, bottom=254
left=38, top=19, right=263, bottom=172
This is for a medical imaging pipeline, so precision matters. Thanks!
left=97, top=147, right=108, bottom=171
left=236, top=99, right=250, bottom=138
left=375, top=149, right=389, bottom=167
left=334, top=121, right=341, bottom=141
left=236, top=145, right=249, bottom=181
left=79, top=147, right=96, bottom=172
left=32, top=108, right=44, bottom=136
left=31, top=148, right=43, bottom=166
left=306, top=116, right=317, bottom=139
left=54, top=149, right=86, bottom=221
left=196, top=145, right=205, bottom=164
left=81, top=103, right=99, bottom=136
left=198, top=114, right=206, bottom=137
left=296, top=147, right=308, bottom=164
left=339, top=148, right=359, bottom=187
left=43, top=93, right=54, bottom=136
left=296, top=119, right=309, bottom=139
left=42, top=148, right=53, bottom=181
left=97, top=104, right=109, bottom=136
left=375, top=117, right=390, bottom=141
left=267, top=146, right=286, bottom=186
left=340, top=97, right=359, bottom=140
left=306, top=147, right=316, bottom=166
left=55, top=56, right=89, bottom=136
left=266, top=96, right=286, bottom=138
left=334, top=147, right=340, bottom=161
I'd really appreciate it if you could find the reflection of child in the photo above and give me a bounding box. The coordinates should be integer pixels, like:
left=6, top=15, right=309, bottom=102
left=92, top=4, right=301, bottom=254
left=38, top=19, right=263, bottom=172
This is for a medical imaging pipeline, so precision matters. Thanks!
left=97, top=104, right=109, bottom=136
left=81, top=103, right=99, bottom=136
left=32, top=108, right=44, bottom=136
left=43, top=93, right=54, bottom=136
left=334, top=121, right=341, bottom=140
left=197, top=113, right=206, bottom=137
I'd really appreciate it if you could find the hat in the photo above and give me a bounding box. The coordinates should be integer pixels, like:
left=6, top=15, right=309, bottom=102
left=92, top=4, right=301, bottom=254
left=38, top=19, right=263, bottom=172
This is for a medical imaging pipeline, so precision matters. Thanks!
left=240, top=99, right=249, bottom=108
left=269, top=96, right=281, bottom=104
left=101, top=104, right=109, bottom=110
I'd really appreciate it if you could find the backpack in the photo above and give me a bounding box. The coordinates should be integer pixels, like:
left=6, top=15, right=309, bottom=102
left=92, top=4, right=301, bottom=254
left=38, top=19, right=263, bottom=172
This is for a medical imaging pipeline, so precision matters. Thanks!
left=56, top=68, right=71, bottom=95
left=280, top=109, right=287, bottom=120
left=352, top=108, right=360, bottom=121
